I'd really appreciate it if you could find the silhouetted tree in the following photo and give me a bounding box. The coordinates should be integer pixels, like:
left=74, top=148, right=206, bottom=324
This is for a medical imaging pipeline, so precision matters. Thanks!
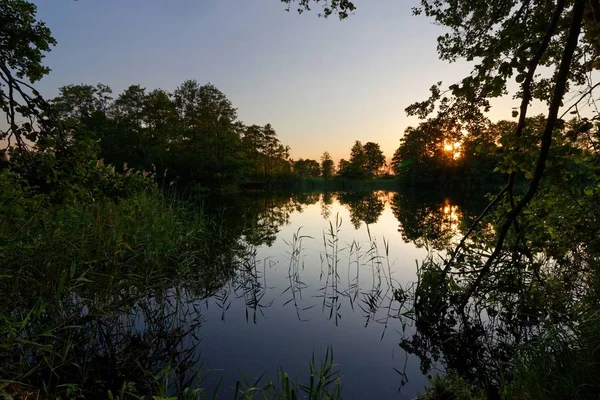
left=321, top=151, right=335, bottom=179
left=363, top=141, right=385, bottom=177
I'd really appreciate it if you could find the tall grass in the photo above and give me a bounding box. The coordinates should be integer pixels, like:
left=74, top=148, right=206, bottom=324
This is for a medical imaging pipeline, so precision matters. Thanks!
left=500, top=310, right=600, bottom=399
left=0, top=188, right=244, bottom=399
left=0, top=184, right=348, bottom=399
left=233, top=347, right=341, bottom=400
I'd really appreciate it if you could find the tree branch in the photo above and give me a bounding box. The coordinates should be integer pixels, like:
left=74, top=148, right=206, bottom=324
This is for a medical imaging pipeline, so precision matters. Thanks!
left=460, top=0, right=586, bottom=308
left=443, top=0, right=567, bottom=274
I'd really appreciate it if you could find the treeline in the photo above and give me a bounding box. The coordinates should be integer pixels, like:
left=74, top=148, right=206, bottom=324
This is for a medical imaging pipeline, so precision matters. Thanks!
left=49, top=81, right=291, bottom=187
left=293, top=141, right=388, bottom=180
left=45, top=81, right=394, bottom=189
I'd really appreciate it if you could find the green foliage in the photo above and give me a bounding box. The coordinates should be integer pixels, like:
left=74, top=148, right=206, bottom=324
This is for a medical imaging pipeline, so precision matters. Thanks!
left=417, top=371, right=486, bottom=400
left=502, top=313, right=600, bottom=400
left=47, top=81, right=294, bottom=188
left=0, top=0, right=55, bottom=82
left=6, top=139, right=153, bottom=203
left=0, top=180, right=244, bottom=398
left=407, top=0, right=591, bottom=122
left=392, top=120, right=467, bottom=185
left=242, top=123, right=292, bottom=183
left=348, top=140, right=367, bottom=178
left=280, top=0, right=356, bottom=19
left=337, top=140, right=386, bottom=179
left=0, top=0, right=58, bottom=150
left=390, top=115, right=591, bottom=187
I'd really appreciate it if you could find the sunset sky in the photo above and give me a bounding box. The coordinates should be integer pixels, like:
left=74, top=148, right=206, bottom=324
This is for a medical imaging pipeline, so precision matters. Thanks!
left=30, top=0, right=527, bottom=162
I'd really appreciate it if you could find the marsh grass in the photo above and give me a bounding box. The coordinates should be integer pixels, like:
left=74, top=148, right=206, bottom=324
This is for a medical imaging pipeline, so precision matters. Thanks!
left=233, top=347, right=341, bottom=400
left=0, top=188, right=350, bottom=399
left=500, top=310, right=600, bottom=400
left=0, top=189, right=244, bottom=399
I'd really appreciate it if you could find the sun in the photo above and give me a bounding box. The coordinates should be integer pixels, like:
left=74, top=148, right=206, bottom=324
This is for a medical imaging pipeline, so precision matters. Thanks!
left=443, top=142, right=462, bottom=159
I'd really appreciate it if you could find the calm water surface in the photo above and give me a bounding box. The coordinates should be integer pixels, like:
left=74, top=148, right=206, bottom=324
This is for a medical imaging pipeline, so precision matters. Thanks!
left=171, top=190, right=471, bottom=399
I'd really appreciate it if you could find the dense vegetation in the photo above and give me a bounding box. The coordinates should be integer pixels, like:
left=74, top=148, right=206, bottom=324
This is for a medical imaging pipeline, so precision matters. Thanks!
left=7, top=79, right=394, bottom=190
left=1, top=0, right=600, bottom=398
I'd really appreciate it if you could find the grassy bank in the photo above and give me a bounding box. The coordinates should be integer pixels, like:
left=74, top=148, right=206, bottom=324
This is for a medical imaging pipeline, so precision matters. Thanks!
left=0, top=180, right=240, bottom=398
left=0, top=175, right=346, bottom=399
left=418, top=313, right=600, bottom=400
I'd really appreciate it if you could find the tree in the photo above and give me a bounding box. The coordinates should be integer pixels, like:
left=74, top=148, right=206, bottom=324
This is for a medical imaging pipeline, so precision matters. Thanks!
left=171, top=80, right=243, bottom=184
left=391, top=121, right=457, bottom=183
left=404, top=0, right=592, bottom=268
left=141, top=89, right=180, bottom=174
left=53, top=83, right=113, bottom=121
left=261, top=123, right=291, bottom=180
left=112, top=84, right=146, bottom=122
left=293, top=158, right=320, bottom=178
left=241, top=123, right=291, bottom=182
left=320, top=151, right=334, bottom=179
left=1, top=0, right=56, bottom=150
left=348, top=140, right=367, bottom=178
left=337, top=158, right=351, bottom=177
left=363, top=141, right=385, bottom=177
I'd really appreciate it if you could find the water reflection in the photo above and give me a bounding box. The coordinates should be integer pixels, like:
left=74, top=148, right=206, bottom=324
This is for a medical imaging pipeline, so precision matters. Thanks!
left=3, top=189, right=485, bottom=399
left=337, top=191, right=387, bottom=229
left=391, top=192, right=468, bottom=250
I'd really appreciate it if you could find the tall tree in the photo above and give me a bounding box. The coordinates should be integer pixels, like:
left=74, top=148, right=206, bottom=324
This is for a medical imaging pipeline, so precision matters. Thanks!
left=320, top=151, right=334, bottom=179
left=363, top=141, right=385, bottom=177
left=172, top=80, right=242, bottom=183
left=348, top=140, right=367, bottom=178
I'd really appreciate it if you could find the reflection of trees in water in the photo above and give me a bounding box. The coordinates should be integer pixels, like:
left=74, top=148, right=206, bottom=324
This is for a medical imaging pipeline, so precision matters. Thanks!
left=398, top=250, right=575, bottom=396
left=395, top=184, right=600, bottom=397
left=205, top=192, right=320, bottom=247
left=336, top=191, right=386, bottom=229
left=391, top=192, right=468, bottom=250
left=320, top=191, right=333, bottom=219
left=12, top=189, right=545, bottom=397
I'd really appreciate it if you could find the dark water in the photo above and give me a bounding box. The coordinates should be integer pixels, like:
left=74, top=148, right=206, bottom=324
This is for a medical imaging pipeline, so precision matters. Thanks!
left=39, top=189, right=490, bottom=399
left=152, top=189, right=483, bottom=399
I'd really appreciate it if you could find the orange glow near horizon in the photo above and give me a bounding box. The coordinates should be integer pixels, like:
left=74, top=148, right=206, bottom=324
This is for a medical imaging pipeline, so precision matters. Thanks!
left=443, top=141, right=462, bottom=160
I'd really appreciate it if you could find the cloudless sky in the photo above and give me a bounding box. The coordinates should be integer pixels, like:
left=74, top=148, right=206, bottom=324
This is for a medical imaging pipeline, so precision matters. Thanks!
left=30, top=0, right=524, bottom=162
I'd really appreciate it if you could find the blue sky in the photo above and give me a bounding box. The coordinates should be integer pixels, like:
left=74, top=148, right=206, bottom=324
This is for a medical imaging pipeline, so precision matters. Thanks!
left=31, top=0, right=522, bottom=162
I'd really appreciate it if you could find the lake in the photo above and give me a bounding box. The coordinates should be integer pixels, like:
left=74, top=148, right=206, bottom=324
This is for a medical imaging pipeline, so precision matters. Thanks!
left=129, top=189, right=483, bottom=399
